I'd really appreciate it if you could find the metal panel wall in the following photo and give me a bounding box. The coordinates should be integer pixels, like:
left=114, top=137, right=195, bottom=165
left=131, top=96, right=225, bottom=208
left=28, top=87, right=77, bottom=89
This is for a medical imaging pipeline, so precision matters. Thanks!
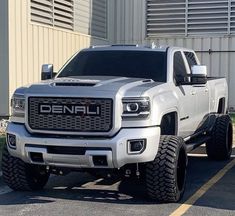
left=74, top=0, right=91, bottom=35
left=0, top=0, right=9, bottom=116
left=114, top=0, right=146, bottom=44
left=74, top=0, right=107, bottom=39
left=7, top=0, right=109, bottom=115
left=113, top=0, right=235, bottom=110
left=90, top=0, right=107, bottom=38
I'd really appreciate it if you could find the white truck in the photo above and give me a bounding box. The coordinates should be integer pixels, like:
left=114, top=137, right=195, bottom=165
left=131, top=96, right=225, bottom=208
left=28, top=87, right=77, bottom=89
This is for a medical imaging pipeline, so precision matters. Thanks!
left=2, top=45, right=233, bottom=202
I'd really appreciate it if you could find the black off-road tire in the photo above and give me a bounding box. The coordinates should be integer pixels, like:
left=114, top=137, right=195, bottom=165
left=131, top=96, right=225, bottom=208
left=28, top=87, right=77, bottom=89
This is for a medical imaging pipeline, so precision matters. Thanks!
left=206, top=115, right=233, bottom=160
left=2, top=143, right=50, bottom=191
left=146, top=136, right=187, bottom=202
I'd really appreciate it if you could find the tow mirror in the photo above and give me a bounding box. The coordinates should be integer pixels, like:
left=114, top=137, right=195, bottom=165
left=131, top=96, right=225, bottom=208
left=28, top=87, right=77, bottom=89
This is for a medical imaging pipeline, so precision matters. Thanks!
left=41, top=64, right=56, bottom=80
left=191, top=65, right=207, bottom=85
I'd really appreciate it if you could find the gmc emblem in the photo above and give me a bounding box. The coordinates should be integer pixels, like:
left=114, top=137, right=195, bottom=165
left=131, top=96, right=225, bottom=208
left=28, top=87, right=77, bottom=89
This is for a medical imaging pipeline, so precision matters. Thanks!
left=39, top=104, right=101, bottom=116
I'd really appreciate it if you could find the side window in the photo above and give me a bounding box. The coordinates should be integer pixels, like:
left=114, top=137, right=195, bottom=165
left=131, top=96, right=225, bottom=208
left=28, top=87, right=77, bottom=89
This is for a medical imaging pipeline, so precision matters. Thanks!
left=174, top=51, right=189, bottom=84
left=184, top=52, right=198, bottom=72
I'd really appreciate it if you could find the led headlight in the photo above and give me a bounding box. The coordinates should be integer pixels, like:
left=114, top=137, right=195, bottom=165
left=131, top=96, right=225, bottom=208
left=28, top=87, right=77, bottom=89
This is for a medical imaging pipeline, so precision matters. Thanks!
left=122, top=97, right=150, bottom=118
left=11, top=95, right=25, bottom=117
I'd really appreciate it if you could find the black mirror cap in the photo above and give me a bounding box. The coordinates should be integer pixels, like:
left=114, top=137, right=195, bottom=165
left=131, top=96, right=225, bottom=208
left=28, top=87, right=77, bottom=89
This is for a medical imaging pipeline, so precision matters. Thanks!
left=41, top=64, right=54, bottom=80
left=191, top=74, right=207, bottom=85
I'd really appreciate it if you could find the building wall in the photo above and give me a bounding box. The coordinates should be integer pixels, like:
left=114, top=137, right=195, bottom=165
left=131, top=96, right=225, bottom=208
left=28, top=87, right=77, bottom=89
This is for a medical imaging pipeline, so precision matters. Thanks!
left=0, top=0, right=9, bottom=116
left=3, top=0, right=235, bottom=115
left=113, top=0, right=235, bottom=110
left=6, top=0, right=109, bottom=115
left=112, top=0, right=146, bottom=44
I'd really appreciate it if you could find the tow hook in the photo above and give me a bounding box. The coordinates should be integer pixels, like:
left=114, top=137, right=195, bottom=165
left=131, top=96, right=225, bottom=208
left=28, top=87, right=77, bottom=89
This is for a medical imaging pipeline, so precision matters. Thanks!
left=125, top=169, right=131, bottom=177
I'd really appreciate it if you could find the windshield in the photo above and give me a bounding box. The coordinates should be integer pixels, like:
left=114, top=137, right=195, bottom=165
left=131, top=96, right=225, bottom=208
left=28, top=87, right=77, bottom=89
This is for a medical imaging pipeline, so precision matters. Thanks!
left=58, top=50, right=167, bottom=82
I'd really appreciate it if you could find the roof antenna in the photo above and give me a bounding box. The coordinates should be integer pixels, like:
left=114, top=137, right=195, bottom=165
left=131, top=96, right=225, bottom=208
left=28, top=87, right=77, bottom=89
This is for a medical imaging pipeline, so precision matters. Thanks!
left=151, top=42, right=157, bottom=49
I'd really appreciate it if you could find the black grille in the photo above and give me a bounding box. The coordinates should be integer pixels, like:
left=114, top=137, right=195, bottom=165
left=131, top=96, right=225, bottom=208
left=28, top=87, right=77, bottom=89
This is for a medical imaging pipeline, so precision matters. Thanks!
left=28, top=97, right=113, bottom=132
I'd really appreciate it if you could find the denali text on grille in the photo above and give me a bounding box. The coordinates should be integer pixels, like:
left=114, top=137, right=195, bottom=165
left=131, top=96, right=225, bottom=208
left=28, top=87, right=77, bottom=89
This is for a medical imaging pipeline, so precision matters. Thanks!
left=39, top=104, right=101, bottom=116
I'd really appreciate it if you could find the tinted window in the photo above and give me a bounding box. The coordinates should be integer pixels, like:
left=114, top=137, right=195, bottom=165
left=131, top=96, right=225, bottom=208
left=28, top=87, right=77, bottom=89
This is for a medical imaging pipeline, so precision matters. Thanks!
left=184, top=52, right=198, bottom=72
left=174, top=51, right=189, bottom=83
left=58, top=51, right=167, bottom=82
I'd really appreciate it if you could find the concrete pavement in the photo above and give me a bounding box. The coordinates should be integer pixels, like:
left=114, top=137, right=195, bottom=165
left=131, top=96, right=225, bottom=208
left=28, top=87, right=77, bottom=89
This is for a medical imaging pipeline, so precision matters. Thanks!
left=0, top=146, right=234, bottom=216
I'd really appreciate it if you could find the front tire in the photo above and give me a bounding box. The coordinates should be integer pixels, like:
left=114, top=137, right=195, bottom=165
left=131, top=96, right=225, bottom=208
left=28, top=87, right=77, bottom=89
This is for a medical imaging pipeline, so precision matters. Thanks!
left=146, top=136, right=187, bottom=202
left=2, top=143, right=50, bottom=191
left=206, top=115, right=233, bottom=160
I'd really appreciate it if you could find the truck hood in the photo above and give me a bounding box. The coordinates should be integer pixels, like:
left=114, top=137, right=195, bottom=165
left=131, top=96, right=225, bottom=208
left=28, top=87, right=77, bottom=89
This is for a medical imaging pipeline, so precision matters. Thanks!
left=15, top=76, right=164, bottom=98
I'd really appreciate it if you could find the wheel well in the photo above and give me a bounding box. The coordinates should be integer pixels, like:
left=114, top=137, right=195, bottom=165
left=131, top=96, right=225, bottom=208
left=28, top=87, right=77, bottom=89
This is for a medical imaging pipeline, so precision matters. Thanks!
left=160, top=112, right=178, bottom=135
left=218, top=98, right=225, bottom=114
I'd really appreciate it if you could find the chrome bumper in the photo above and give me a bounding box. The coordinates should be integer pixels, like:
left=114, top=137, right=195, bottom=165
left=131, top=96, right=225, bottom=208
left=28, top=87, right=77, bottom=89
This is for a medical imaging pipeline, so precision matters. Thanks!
left=6, top=123, right=160, bottom=169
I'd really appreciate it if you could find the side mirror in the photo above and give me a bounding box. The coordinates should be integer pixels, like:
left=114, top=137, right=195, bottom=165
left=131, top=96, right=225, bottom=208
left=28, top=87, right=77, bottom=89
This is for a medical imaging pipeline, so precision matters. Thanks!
left=41, top=64, right=56, bottom=80
left=191, top=65, right=207, bottom=85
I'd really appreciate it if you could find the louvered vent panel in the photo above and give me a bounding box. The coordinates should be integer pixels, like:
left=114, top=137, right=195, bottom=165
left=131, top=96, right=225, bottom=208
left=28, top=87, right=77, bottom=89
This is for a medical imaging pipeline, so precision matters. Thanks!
left=188, top=0, right=228, bottom=35
left=146, top=0, right=235, bottom=36
left=31, top=0, right=53, bottom=26
left=231, top=0, right=235, bottom=33
left=31, top=0, right=74, bottom=30
left=146, top=0, right=186, bottom=36
left=54, top=0, right=74, bottom=30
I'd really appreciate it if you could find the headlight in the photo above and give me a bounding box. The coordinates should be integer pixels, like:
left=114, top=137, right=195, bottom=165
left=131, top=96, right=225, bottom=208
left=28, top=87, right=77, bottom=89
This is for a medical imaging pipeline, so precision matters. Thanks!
left=122, top=97, right=150, bottom=119
left=11, top=95, right=25, bottom=117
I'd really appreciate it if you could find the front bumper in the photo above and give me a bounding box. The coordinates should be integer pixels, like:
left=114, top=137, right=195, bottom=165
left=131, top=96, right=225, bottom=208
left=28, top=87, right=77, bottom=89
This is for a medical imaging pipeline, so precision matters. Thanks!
left=6, top=123, right=160, bottom=169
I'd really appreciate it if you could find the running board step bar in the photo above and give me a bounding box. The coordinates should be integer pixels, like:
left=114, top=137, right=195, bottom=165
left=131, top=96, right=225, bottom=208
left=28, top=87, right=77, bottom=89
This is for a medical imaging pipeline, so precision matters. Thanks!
left=185, top=136, right=211, bottom=153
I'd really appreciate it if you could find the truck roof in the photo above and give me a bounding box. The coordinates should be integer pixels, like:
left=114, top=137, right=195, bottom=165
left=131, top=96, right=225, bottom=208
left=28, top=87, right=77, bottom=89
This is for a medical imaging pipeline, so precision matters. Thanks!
left=82, top=44, right=169, bottom=52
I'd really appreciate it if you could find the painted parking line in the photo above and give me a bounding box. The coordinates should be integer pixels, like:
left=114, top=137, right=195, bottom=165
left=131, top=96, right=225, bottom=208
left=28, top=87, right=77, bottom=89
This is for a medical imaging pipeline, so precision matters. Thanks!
left=0, top=186, right=12, bottom=195
left=169, top=159, right=235, bottom=216
left=188, top=153, right=235, bottom=158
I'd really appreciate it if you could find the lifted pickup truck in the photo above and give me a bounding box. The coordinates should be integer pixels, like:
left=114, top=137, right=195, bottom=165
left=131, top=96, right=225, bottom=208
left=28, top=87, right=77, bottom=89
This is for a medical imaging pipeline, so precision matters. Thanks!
left=2, top=45, right=233, bottom=202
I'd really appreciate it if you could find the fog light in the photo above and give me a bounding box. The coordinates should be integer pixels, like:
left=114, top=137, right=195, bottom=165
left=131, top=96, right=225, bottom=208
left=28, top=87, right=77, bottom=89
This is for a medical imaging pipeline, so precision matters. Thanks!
left=128, top=139, right=146, bottom=154
left=7, top=133, right=16, bottom=149
left=93, top=156, right=108, bottom=166
left=30, top=152, right=44, bottom=163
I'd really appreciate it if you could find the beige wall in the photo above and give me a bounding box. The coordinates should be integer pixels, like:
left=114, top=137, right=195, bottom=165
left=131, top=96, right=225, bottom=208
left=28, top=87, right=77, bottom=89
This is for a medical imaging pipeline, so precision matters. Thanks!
left=0, top=0, right=9, bottom=116
left=5, top=0, right=109, bottom=115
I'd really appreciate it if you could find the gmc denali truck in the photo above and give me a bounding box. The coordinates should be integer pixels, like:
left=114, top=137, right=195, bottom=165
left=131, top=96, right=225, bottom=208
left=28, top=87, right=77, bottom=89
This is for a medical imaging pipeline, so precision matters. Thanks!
left=2, top=45, right=233, bottom=202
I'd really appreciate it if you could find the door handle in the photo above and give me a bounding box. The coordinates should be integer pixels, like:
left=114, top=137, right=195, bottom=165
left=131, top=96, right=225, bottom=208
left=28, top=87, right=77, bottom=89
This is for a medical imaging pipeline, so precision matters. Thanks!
left=205, top=88, right=209, bottom=93
left=191, top=91, right=196, bottom=95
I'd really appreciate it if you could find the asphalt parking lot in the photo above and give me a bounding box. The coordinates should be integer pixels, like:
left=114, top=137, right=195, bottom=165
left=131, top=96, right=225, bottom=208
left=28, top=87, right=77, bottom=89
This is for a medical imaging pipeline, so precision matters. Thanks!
left=0, top=145, right=234, bottom=216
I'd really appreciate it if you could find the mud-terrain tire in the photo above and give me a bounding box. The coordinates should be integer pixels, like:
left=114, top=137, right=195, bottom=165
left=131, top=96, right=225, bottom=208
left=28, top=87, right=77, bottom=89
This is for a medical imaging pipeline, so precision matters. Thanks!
left=206, top=115, right=233, bottom=160
left=2, top=143, right=50, bottom=191
left=146, top=135, right=187, bottom=202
